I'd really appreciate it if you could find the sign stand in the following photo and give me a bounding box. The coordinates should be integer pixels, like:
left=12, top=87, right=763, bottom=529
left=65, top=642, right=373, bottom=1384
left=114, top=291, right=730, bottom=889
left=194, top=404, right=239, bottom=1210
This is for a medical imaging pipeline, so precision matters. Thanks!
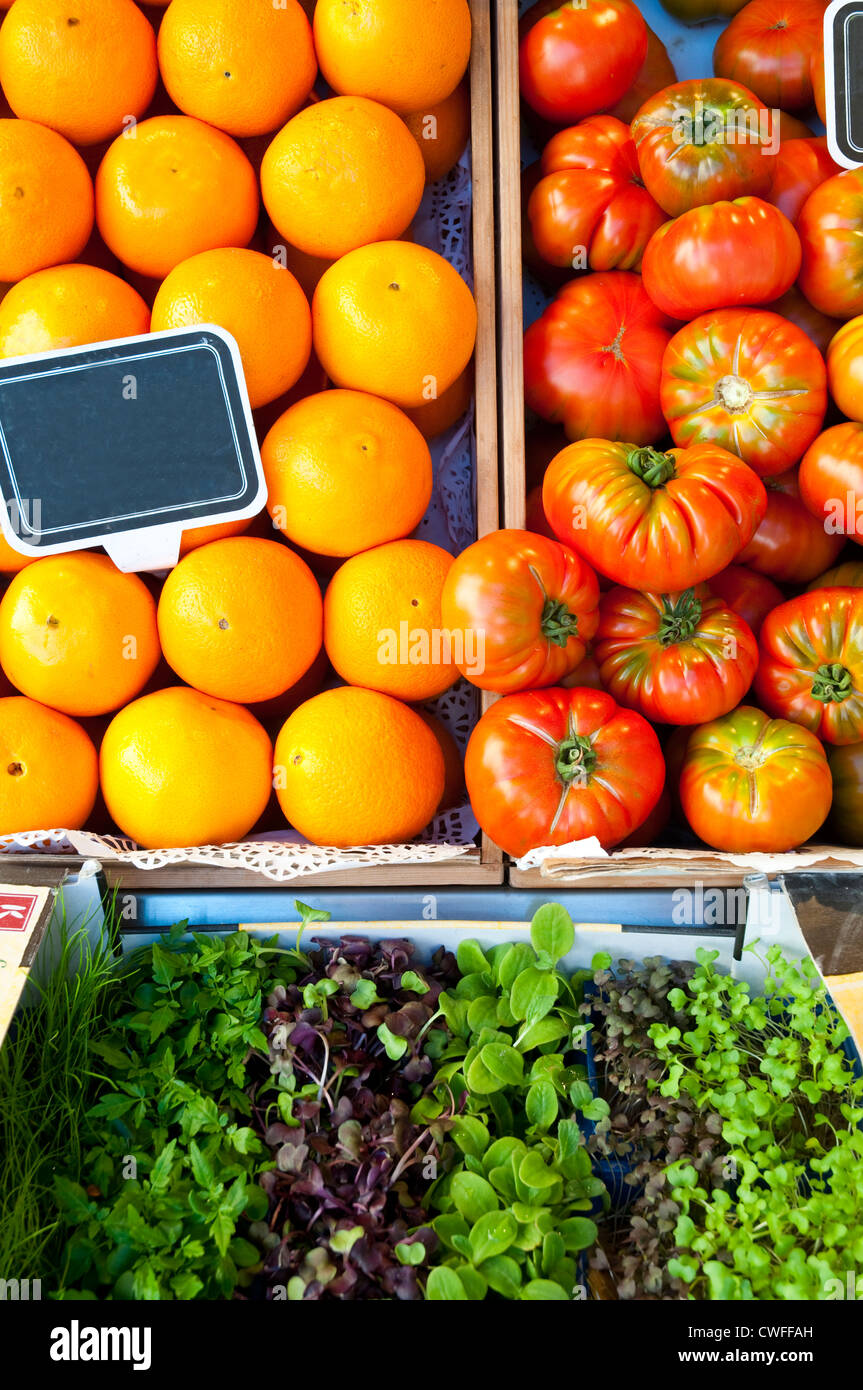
left=825, top=0, right=863, bottom=168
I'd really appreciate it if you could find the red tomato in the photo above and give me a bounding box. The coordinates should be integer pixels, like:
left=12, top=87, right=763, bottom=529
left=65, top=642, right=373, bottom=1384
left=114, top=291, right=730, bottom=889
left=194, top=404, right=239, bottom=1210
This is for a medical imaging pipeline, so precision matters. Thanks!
left=774, top=111, right=816, bottom=141
left=811, top=40, right=827, bottom=124
left=606, top=24, right=677, bottom=125
left=521, top=162, right=572, bottom=289
left=464, top=687, right=665, bottom=857
left=631, top=78, right=777, bottom=218
left=528, top=116, right=667, bottom=272
left=767, top=138, right=841, bottom=225
left=561, top=646, right=605, bottom=689
left=799, top=423, right=863, bottom=545
left=737, top=467, right=844, bottom=582
left=755, top=588, right=863, bottom=744
left=542, top=438, right=767, bottom=591
left=827, top=316, right=863, bottom=424
left=642, top=198, right=801, bottom=321
left=807, top=561, right=863, bottom=591
left=594, top=584, right=758, bottom=725
left=708, top=564, right=784, bottom=638
left=661, top=309, right=826, bottom=478
left=523, top=271, right=674, bottom=445
left=798, top=169, right=863, bottom=319
left=827, top=743, right=863, bottom=845
left=439, top=529, right=600, bottom=695
left=680, top=705, right=832, bottom=852
left=766, top=287, right=843, bottom=357
left=713, top=1, right=828, bottom=112
left=519, top=0, right=648, bottom=126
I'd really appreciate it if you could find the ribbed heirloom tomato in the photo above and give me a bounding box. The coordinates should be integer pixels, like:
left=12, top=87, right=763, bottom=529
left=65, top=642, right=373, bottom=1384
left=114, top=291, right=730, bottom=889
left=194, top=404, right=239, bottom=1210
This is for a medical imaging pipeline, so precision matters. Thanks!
left=523, top=271, right=674, bottom=445
left=798, top=169, right=863, bottom=319
left=827, top=316, right=863, bottom=424
left=465, top=688, right=665, bottom=858
left=594, top=584, right=758, bottom=726
left=607, top=24, right=676, bottom=124
left=738, top=467, right=844, bottom=583
left=828, top=743, right=863, bottom=845
left=519, top=0, right=648, bottom=126
left=542, top=439, right=767, bottom=591
left=680, top=705, right=832, bottom=852
left=440, top=529, right=600, bottom=694
left=766, top=139, right=840, bottom=225
left=631, top=78, right=777, bottom=217
left=527, top=116, right=667, bottom=273
left=642, top=198, right=801, bottom=320
left=708, top=564, right=783, bottom=638
left=712, top=1, right=828, bottom=112
left=661, top=309, right=826, bottom=478
left=798, top=423, right=863, bottom=544
left=755, top=589, right=863, bottom=744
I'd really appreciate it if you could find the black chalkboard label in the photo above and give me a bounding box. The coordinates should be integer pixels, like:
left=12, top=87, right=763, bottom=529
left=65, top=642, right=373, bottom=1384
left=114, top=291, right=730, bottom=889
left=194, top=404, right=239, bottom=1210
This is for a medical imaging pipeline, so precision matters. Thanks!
left=826, top=0, right=863, bottom=168
left=0, top=326, right=266, bottom=572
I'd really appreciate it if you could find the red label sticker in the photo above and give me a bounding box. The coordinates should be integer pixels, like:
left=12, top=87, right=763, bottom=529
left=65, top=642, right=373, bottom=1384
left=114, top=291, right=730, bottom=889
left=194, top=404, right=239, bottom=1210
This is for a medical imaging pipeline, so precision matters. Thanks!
left=0, top=892, right=40, bottom=932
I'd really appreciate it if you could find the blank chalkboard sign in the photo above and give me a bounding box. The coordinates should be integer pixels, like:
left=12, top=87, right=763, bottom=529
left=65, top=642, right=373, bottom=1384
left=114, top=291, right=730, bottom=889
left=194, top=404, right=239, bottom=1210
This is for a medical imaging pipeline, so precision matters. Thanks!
left=826, top=0, right=863, bottom=168
left=0, top=326, right=266, bottom=571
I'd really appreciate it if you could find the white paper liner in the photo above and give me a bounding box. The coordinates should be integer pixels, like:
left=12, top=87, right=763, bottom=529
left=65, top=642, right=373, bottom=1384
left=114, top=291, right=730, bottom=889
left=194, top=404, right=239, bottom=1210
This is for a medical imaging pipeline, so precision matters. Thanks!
left=0, top=154, right=481, bottom=879
left=516, top=842, right=863, bottom=878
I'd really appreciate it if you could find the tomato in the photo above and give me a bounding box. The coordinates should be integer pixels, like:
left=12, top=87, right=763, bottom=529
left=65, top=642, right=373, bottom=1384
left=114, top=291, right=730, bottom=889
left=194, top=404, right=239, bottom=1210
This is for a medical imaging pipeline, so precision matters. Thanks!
left=798, top=170, right=863, bottom=319
left=523, top=271, right=674, bottom=445
left=767, top=138, right=841, bottom=225
left=713, top=1, right=828, bottom=113
left=827, top=743, right=863, bottom=845
left=521, top=162, right=572, bottom=289
left=642, top=199, right=801, bottom=321
left=799, top=423, right=863, bottom=545
left=737, top=467, right=844, bottom=583
left=708, top=564, right=784, bottom=638
left=766, top=287, right=843, bottom=357
left=594, top=584, right=758, bottom=725
left=660, top=0, right=748, bottom=17
left=528, top=116, right=667, bottom=273
left=827, top=316, right=863, bottom=424
left=606, top=24, right=677, bottom=125
left=440, top=529, right=600, bottom=695
left=542, top=438, right=767, bottom=591
left=464, top=687, right=665, bottom=857
left=661, top=309, right=826, bottom=478
left=680, top=705, right=832, bottom=852
left=631, top=79, right=777, bottom=218
left=519, top=0, right=648, bottom=126
left=561, top=646, right=605, bottom=690
left=755, top=589, right=863, bottom=744
left=808, top=561, right=863, bottom=591
left=774, top=111, right=816, bottom=141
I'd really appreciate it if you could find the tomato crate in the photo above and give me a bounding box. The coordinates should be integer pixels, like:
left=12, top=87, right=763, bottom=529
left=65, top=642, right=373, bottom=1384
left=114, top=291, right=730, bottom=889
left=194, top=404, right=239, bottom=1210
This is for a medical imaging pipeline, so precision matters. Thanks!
left=0, top=0, right=503, bottom=892
left=496, top=0, right=863, bottom=890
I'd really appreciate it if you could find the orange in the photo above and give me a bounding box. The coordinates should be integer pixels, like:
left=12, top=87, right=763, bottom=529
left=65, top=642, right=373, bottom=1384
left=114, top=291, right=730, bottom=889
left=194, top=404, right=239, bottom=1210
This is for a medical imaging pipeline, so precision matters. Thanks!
left=404, top=80, right=471, bottom=182
left=314, top=0, right=472, bottom=114
left=263, top=226, right=333, bottom=303
left=0, top=531, right=33, bottom=576
left=0, top=264, right=150, bottom=358
left=274, top=686, right=444, bottom=846
left=0, top=0, right=158, bottom=147
left=261, top=96, right=425, bottom=261
left=404, top=361, right=474, bottom=439
left=0, top=552, right=161, bottom=717
left=151, top=248, right=312, bottom=409
left=96, top=116, right=259, bottom=279
left=0, top=120, right=94, bottom=284
left=262, top=389, right=432, bottom=558
left=313, top=240, right=477, bottom=408
left=178, top=516, right=253, bottom=559
left=157, top=536, right=323, bottom=704
left=158, top=0, right=317, bottom=138
left=0, top=696, right=98, bottom=835
left=416, top=709, right=465, bottom=813
left=324, top=538, right=457, bottom=700
left=100, top=686, right=273, bottom=849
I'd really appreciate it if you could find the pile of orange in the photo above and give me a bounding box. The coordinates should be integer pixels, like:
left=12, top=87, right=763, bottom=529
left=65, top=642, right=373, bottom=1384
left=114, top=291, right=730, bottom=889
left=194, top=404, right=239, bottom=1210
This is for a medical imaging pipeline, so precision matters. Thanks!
left=0, top=0, right=476, bottom=852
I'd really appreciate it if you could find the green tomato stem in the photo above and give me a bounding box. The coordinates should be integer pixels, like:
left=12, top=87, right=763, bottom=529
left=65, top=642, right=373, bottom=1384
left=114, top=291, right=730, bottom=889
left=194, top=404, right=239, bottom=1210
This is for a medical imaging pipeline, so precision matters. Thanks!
left=658, top=589, right=702, bottom=647
left=627, top=446, right=677, bottom=489
left=811, top=663, right=853, bottom=704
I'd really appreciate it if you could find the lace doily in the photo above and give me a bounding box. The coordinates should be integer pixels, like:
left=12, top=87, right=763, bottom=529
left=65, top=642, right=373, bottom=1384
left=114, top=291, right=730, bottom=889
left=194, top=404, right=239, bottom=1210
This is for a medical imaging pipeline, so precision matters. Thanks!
left=0, top=153, right=481, bottom=879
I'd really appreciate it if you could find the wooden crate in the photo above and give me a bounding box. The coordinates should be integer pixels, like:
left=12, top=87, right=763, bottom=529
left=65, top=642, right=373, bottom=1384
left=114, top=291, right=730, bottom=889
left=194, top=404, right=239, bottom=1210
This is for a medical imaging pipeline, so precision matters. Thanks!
left=4, top=0, right=503, bottom=892
left=493, top=1, right=863, bottom=890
